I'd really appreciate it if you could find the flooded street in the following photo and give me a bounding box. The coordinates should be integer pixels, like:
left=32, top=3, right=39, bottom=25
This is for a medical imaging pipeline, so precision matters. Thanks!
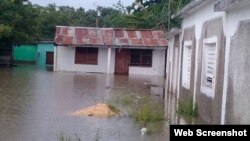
left=0, top=66, right=168, bottom=141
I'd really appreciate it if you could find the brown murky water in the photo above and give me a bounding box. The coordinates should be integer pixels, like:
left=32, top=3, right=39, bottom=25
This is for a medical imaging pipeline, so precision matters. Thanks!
left=0, top=66, right=169, bottom=141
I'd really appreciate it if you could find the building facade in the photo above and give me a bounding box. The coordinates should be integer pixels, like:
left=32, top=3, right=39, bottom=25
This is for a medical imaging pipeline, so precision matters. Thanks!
left=54, top=26, right=167, bottom=76
left=166, top=0, right=250, bottom=124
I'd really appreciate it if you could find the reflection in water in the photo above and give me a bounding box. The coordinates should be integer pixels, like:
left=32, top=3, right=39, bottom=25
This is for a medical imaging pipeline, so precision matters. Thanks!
left=0, top=66, right=168, bottom=141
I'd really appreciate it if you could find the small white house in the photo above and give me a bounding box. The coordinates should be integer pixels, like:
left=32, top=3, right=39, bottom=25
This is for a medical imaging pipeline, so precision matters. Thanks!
left=54, top=26, right=167, bottom=76
left=165, top=0, right=250, bottom=124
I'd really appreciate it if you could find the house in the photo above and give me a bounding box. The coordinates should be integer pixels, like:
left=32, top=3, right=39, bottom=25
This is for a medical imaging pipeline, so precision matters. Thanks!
left=13, top=41, right=54, bottom=68
left=14, top=44, right=37, bottom=64
left=36, top=41, right=54, bottom=68
left=165, top=0, right=250, bottom=124
left=54, top=26, right=167, bottom=76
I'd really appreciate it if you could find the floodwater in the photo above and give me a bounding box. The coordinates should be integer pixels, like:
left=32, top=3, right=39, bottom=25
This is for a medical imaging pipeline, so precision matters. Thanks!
left=0, top=66, right=169, bottom=141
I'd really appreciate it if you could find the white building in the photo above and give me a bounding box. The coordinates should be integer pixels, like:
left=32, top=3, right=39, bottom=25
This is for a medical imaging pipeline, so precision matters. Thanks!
left=166, top=0, right=250, bottom=124
left=54, top=26, right=167, bottom=76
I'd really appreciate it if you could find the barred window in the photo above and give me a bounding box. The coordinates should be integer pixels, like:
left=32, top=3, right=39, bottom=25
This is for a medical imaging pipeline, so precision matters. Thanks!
left=201, top=37, right=217, bottom=98
left=182, top=41, right=192, bottom=89
left=75, top=47, right=98, bottom=65
left=130, top=49, right=152, bottom=67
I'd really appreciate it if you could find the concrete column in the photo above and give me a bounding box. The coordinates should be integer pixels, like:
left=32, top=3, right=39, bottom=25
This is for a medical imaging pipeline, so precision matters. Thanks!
left=107, top=48, right=112, bottom=74
left=53, top=46, right=57, bottom=71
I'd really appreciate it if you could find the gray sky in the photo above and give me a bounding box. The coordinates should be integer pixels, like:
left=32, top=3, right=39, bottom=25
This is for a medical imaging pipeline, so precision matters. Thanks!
left=29, top=0, right=134, bottom=10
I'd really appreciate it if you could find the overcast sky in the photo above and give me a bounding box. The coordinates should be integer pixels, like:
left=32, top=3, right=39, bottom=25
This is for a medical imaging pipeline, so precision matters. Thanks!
left=29, top=0, right=134, bottom=10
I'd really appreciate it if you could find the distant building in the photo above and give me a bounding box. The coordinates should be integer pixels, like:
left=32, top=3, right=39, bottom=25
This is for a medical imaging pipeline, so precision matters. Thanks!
left=54, top=26, right=167, bottom=76
left=14, top=44, right=37, bottom=64
left=13, top=41, right=54, bottom=68
left=36, top=41, right=54, bottom=68
left=166, top=0, right=250, bottom=124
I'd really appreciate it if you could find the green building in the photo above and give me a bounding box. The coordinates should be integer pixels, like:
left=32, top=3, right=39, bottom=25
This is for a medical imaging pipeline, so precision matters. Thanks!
left=37, top=41, right=54, bottom=68
left=14, top=44, right=37, bottom=64
left=13, top=41, right=54, bottom=68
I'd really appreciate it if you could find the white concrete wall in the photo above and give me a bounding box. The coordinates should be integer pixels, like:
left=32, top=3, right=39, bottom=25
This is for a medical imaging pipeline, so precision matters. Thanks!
left=178, top=1, right=250, bottom=124
left=221, top=3, right=250, bottom=124
left=55, top=46, right=113, bottom=73
left=55, top=47, right=165, bottom=76
left=182, top=2, right=225, bottom=40
left=129, top=49, right=165, bottom=76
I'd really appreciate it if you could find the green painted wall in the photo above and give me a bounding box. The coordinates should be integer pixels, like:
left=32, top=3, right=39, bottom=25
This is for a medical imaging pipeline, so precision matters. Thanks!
left=14, top=45, right=37, bottom=62
left=37, top=43, right=54, bottom=68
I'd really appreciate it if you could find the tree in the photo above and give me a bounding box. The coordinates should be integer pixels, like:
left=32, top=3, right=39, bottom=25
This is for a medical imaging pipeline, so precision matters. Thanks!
left=0, top=0, right=40, bottom=43
left=125, top=0, right=191, bottom=31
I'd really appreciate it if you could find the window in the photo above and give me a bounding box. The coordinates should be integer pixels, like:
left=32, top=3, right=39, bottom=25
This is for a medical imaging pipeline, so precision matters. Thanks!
left=75, top=47, right=98, bottom=65
left=182, top=41, right=192, bottom=89
left=130, top=49, right=152, bottom=67
left=201, top=37, right=217, bottom=98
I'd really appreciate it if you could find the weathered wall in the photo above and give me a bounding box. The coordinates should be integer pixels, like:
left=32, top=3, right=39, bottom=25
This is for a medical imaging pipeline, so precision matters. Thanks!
left=37, top=43, right=54, bottom=68
left=180, top=1, right=226, bottom=124
left=13, top=45, right=37, bottom=63
left=222, top=4, right=250, bottom=124
left=55, top=47, right=164, bottom=75
left=170, top=0, right=250, bottom=124
left=165, top=35, right=180, bottom=123
left=129, top=49, right=166, bottom=76
left=55, top=47, right=110, bottom=73
left=195, top=18, right=226, bottom=124
left=226, top=20, right=250, bottom=124
left=179, top=26, right=196, bottom=102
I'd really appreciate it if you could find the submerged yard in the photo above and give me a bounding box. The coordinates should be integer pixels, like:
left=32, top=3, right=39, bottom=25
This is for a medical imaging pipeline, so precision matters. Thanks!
left=0, top=66, right=168, bottom=141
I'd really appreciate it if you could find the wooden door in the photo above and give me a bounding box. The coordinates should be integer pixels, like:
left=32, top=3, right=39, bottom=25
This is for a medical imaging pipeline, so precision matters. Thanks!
left=46, top=52, right=54, bottom=65
left=115, top=49, right=130, bottom=75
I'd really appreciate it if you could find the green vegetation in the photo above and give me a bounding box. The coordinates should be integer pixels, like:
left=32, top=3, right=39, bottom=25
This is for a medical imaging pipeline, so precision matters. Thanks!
left=177, top=99, right=198, bottom=117
left=132, top=103, right=165, bottom=124
left=57, top=133, right=81, bottom=141
left=107, top=104, right=120, bottom=114
left=57, top=133, right=72, bottom=141
left=108, top=90, right=165, bottom=135
left=57, top=130, right=101, bottom=141
left=0, top=0, right=191, bottom=45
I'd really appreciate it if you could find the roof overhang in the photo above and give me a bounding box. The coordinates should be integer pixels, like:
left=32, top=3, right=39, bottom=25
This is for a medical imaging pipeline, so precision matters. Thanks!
left=55, top=45, right=167, bottom=49
left=172, top=0, right=216, bottom=19
left=214, top=0, right=250, bottom=12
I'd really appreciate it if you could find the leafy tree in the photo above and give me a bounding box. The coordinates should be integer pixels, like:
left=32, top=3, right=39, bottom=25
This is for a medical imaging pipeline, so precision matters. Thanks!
left=0, top=0, right=192, bottom=43
left=125, top=0, right=191, bottom=30
left=0, top=0, right=39, bottom=43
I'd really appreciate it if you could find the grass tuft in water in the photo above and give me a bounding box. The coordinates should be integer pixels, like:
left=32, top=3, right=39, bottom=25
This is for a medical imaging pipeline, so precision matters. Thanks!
left=177, top=99, right=198, bottom=117
left=108, top=90, right=165, bottom=135
left=57, top=133, right=72, bottom=141
left=57, top=133, right=81, bottom=141
left=107, top=104, right=120, bottom=114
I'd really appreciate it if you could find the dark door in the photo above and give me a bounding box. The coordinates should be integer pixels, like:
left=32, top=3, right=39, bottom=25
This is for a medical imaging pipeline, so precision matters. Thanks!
left=115, top=49, right=130, bottom=75
left=46, top=52, right=54, bottom=65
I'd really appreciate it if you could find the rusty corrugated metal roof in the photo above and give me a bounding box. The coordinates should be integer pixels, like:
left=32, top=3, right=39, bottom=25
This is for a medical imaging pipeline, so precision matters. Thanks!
left=54, top=26, right=167, bottom=48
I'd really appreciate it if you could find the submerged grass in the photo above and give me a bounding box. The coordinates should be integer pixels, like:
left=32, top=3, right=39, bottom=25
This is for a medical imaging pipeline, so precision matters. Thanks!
left=108, top=89, right=165, bottom=135
left=58, top=130, right=100, bottom=141
left=107, top=104, right=120, bottom=114
left=177, top=99, right=198, bottom=117
left=132, top=103, right=165, bottom=123
left=57, top=133, right=81, bottom=141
